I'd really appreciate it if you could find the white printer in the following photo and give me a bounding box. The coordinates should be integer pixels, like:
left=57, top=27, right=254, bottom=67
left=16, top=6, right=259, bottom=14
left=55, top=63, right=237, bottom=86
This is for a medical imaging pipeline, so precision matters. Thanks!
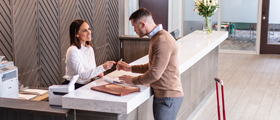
left=0, top=56, right=19, bottom=99
left=48, top=75, right=79, bottom=106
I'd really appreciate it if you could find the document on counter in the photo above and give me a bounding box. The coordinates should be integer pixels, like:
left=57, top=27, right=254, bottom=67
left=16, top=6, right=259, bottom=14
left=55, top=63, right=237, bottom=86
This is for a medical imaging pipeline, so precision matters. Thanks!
left=20, top=89, right=48, bottom=95
left=105, top=70, right=142, bottom=80
left=103, top=76, right=122, bottom=84
left=18, top=93, right=37, bottom=100
left=102, top=70, right=143, bottom=87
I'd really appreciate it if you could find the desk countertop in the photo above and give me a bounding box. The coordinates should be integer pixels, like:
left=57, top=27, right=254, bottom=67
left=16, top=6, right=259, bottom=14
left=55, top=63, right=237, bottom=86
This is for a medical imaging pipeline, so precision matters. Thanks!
left=62, top=30, right=228, bottom=114
left=129, top=30, right=228, bottom=74
left=62, top=71, right=151, bottom=114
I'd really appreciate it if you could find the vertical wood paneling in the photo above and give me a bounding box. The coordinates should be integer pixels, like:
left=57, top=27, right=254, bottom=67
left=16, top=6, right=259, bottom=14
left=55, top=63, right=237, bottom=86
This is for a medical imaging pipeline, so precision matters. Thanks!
left=59, top=0, right=76, bottom=83
left=0, top=0, right=13, bottom=61
left=107, top=0, right=120, bottom=63
left=0, top=0, right=120, bottom=88
left=76, top=0, right=93, bottom=27
left=93, top=0, right=107, bottom=66
left=13, top=0, right=40, bottom=87
left=38, top=0, right=60, bottom=86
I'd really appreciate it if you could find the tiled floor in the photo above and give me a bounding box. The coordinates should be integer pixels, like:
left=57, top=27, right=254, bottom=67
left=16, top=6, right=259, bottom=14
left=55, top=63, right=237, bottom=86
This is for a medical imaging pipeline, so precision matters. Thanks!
left=267, top=31, right=280, bottom=44
left=193, top=53, right=280, bottom=120
left=220, top=30, right=256, bottom=51
left=220, top=30, right=280, bottom=51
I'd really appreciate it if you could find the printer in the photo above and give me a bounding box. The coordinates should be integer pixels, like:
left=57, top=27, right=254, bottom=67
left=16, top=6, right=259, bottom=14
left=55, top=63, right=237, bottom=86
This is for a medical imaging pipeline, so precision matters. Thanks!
left=0, top=56, right=19, bottom=99
left=48, top=75, right=79, bottom=106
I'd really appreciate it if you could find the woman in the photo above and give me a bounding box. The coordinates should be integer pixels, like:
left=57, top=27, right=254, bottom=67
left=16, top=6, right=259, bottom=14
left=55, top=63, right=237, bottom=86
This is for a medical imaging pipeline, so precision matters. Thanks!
left=62, top=19, right=115, bottom=89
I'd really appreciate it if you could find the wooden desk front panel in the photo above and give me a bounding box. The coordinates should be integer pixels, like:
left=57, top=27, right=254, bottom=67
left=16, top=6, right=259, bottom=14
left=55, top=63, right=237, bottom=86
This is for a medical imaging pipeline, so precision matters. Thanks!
left=120, top=39, right=150, bottom=64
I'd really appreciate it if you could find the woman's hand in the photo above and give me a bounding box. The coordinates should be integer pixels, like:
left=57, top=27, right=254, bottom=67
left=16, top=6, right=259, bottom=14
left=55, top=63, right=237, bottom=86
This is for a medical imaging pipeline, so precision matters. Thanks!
left=116, top=61, right=131, bottom=71
left=102, top=61, right=116, bottom=70
left=98, top=72, right=104, bottom=77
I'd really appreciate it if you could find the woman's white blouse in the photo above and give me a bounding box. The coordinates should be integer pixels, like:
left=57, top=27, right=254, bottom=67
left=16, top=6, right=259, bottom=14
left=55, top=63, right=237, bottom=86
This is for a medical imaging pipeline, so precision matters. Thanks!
left=63, top=45, right=105, bottom=84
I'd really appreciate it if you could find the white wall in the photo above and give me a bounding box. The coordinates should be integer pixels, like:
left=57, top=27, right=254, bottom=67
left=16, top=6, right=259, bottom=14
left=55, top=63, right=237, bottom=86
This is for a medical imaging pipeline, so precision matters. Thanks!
left=169, top=0, right=183, bottom=36
left=128, top=0, right=139, bottom=35
left=119, top=0, right=139, bottom=36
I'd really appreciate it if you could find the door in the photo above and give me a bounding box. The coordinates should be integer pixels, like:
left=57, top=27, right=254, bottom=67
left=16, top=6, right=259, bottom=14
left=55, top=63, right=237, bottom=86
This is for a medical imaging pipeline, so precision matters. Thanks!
left=260, top=0, right=280, bottom=54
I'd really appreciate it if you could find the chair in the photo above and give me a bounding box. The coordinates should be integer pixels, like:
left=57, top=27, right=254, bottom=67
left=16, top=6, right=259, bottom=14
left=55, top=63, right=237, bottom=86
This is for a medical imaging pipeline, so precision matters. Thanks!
left=213, top=22, right=235, bottom=37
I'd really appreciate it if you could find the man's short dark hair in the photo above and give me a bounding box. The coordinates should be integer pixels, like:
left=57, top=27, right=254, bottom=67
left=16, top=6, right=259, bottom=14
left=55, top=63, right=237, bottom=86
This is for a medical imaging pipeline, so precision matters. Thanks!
left=129, top=8, right=152, bottom=22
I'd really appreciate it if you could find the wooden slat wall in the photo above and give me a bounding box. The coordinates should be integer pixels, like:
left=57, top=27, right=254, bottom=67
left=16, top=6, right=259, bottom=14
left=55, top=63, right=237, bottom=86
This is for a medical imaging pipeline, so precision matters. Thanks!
left=13, top=0, right=40, bottom=87
left=59, top=0, right=76, bottom=85
left=0, top=0, right=120, bottom=88
left=92, top=0, right=107, bottom=65
left=0, top=0, right=13, bottom=61
left=38, top=0, right=60, bottom=86
left=107, top=0, right=119, bottom=65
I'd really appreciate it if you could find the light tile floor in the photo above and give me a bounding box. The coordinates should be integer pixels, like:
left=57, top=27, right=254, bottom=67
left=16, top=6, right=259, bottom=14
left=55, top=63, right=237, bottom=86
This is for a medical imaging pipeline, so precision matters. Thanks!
left=193, top=53, right=280, bottom=120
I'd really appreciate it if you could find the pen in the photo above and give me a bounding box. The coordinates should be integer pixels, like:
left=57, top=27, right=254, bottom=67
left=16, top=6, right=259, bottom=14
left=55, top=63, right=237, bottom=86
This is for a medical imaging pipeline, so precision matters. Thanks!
left=116, top=58, right=123, bottom=70
left=113, top=81, right=122, bottom=84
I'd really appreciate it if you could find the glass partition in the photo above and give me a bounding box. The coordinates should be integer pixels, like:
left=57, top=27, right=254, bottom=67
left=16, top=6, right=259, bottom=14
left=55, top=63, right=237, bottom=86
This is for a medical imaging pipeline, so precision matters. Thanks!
left=219, top=0, right=258, bottom=51
left=183, top=0, right=218, bottom=36
left=267, top=0, right=280, bottom=45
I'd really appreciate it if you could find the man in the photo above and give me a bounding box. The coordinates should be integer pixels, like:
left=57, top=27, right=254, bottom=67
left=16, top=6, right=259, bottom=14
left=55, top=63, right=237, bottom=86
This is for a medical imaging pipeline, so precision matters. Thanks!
left=117, top=8, right=184, bottom=120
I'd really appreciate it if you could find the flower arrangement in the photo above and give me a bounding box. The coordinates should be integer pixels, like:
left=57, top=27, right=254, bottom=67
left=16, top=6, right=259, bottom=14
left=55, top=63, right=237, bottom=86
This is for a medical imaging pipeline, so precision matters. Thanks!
left=194, top=0, right=218, bottom=34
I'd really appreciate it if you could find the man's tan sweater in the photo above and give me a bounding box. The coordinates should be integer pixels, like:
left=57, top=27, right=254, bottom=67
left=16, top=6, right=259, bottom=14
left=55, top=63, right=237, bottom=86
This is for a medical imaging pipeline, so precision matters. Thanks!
left=132, top=29, right=184, bottom=98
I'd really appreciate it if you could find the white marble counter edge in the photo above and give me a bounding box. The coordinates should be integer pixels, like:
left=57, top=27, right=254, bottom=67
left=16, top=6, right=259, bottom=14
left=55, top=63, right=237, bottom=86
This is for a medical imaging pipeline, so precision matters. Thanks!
left=129, top=31, right=228, bottom=74
left=178, top=31, right=228, bottom=74
left=62, top=71, right=152, bottom=114
left=62, top=86, right=151, bottom=114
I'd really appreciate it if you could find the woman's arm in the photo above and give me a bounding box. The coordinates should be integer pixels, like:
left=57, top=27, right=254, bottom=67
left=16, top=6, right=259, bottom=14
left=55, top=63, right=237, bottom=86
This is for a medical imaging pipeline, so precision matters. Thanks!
left=66, top=47, right=106, bottom=80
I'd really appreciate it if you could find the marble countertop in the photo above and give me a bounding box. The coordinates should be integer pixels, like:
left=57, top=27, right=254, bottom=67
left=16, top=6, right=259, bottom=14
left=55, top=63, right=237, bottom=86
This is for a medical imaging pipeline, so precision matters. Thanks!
left=62, top=70, right=151, bottom=114
left=129, top=30, right=228, bottom=74
left=62, top=30, right=228, bottom=114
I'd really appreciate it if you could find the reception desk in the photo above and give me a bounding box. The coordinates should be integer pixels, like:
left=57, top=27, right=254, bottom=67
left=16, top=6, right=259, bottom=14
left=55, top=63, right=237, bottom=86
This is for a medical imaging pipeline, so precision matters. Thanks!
left=0, top=30, right=227, bottom=120
left=62, top=30, right=228, bottom=120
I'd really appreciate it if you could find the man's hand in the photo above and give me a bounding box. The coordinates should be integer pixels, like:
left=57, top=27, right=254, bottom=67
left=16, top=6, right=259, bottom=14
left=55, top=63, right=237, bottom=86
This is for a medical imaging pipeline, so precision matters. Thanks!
left=118, top=75, right=133, bottom=84
left=117, top=61, right=131, bottom=71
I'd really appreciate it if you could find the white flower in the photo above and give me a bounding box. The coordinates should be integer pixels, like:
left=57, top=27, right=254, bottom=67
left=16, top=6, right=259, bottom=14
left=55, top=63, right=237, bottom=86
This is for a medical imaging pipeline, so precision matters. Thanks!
left=196, top=1, right=200, bottom=6
left=211, top=1, right=215, bottom=6
left=214, top=8, right=218, bottom=12
left=194, top=8, right=198, bottom=12
left=194, top=0, right=218, bottom=17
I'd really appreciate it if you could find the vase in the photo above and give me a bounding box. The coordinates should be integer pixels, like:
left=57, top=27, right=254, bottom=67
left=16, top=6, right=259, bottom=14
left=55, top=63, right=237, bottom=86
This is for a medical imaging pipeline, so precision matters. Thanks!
left=203, top=17, right=212, bottom=34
